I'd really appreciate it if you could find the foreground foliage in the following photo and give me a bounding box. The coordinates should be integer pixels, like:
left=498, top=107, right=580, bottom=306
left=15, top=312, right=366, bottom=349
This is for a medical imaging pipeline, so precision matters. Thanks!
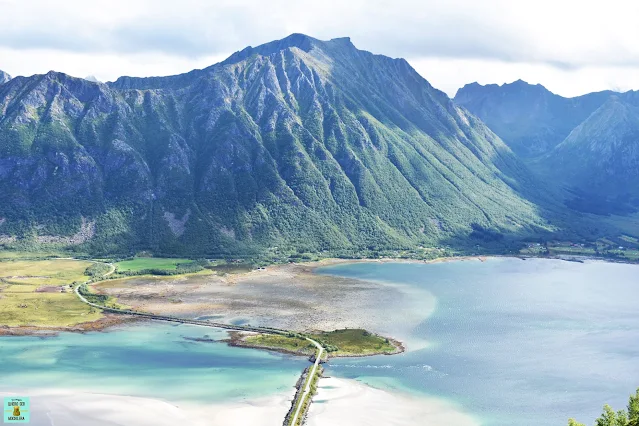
left=569, top=388, right=639, bottom=426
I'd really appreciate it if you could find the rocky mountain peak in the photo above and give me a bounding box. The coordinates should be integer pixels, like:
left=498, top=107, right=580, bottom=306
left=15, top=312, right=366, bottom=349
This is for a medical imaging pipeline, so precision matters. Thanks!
left=221, top=33, right=320, bottom=65
left=0, top=70, right=11, bottom=84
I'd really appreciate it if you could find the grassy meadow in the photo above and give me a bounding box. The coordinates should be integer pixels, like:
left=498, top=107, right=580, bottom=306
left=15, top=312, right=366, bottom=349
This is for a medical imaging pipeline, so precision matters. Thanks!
left=0, top=258, right=102, bottom=327
left=115, top=257, right=194, bottom=273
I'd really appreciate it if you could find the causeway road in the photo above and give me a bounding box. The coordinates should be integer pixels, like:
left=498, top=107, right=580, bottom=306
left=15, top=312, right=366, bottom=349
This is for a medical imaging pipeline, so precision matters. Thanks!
left=74, top=264, right=325, bottom=426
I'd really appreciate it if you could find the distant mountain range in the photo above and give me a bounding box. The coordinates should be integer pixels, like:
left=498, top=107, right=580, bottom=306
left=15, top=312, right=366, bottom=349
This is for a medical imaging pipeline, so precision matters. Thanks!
left=456, top=81, right=639, bottom=214
left=0, top=34, right=553, bottom=256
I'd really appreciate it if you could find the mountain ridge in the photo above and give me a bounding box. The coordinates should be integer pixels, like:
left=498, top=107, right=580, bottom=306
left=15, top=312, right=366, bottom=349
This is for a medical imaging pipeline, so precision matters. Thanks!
left=457, top=80, right=639, bottom=215
left=0, top=35, right=554, bottom=256
left=454, top=80, right=620, bottom=157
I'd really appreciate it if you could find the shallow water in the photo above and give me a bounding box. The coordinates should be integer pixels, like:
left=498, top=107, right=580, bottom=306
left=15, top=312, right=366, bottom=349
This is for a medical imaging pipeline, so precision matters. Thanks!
left=318, top=258, right=639, bottom=426
left=0, top=322, right=306, bottom=403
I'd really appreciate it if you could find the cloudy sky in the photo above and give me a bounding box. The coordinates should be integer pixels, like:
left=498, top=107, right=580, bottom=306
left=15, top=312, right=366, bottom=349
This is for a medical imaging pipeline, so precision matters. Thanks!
left=1, top=0, right=637, bottom=97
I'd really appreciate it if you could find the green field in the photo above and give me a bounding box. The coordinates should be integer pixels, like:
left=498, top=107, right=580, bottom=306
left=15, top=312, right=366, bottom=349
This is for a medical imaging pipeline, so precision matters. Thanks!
left=0, top=251, right=67, bottom=260
left=115, top=258, right=195, bottom=273
left=242, top=328, right=400, bottom=357
left=0, top=259, right=102, bottom=327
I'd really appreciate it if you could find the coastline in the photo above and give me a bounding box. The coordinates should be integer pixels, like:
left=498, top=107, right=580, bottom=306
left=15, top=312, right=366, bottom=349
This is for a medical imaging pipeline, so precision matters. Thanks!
left=3, top=254, right=633, bottom=337
left=0, top=313, right=137, bottom=336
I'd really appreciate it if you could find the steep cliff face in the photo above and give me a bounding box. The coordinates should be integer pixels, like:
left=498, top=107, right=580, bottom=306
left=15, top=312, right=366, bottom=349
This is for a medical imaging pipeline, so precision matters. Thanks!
left=0, top=34, right=550, bottom=255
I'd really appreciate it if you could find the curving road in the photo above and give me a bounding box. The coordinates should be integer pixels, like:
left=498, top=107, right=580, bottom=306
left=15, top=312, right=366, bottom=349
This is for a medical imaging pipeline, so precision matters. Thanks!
left=73, top=261, right=325, bottom=426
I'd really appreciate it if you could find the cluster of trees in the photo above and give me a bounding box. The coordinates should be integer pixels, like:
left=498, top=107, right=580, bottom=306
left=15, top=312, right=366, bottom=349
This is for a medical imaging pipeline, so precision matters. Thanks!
left=570, top=389, right=639, bottom=426
left=77, top=283, right=109, bottom=305
left=84, top=263, right=112, bottom=278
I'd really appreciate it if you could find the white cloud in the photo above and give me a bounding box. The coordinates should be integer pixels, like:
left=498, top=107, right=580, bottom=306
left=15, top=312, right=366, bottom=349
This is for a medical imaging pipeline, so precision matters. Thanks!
left=0, top=0, right=638, bottom=97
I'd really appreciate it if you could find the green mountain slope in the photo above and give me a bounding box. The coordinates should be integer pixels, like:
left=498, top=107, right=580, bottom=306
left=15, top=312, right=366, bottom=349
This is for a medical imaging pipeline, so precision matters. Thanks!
left=536, top=97, right=639, bottom=214
left=0, top=34, right=552, bottom=256
left=456, top=80, right=639, bottom=215
left=454, top=80, right=615, bottom=157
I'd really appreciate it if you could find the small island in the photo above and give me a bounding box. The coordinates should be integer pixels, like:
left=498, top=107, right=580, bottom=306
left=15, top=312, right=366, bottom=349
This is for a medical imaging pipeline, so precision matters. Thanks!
left=229, top=328, right=403, bottom=358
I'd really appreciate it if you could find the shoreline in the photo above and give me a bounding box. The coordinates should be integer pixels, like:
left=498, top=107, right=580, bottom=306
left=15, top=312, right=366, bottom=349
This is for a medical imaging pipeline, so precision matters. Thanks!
left=2, top=254, right=634, bottom=337
left=306, top=376, right=480, bottom=426
left=0, top=313, right=137, bottom=336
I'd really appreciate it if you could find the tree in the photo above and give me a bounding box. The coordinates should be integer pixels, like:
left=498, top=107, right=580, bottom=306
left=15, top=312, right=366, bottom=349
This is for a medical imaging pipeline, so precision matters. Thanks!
left=571, top=388, right=639, bottom=426
left=597, top=405, right=619, bottom=426
left=629, top=389, right=639, bottom=426
left=616, top=410, right=629, bottom=426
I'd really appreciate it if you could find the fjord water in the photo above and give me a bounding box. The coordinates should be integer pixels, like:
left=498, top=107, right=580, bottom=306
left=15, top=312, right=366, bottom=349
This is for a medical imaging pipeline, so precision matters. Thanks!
left=318, top=258, right=639, bottom=426
left=0, top=323, right=305, bottom=407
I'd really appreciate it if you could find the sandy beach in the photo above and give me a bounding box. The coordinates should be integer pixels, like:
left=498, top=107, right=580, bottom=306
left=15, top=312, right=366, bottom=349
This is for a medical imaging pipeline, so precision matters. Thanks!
left=1, top=379, right=480, bottom=426
left=0, top=388, right=294, bottom=426
left=307, top=377, right=480, bottom=426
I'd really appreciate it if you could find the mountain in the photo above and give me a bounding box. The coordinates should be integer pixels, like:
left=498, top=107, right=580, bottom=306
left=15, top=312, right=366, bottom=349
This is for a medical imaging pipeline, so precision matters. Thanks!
left=537, top=97, right=639, bottom=214
left=454, top=80, right=614, bottom=157
left=0, top=71, right=11, bottom=85
left=456, top=80, right=639, bottom=215
left=0, top=34, right=551, bottom=256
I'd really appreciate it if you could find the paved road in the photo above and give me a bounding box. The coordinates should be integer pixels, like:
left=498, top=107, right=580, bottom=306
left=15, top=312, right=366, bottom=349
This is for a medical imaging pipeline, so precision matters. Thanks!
left=289, top=337, right=324, bottom=426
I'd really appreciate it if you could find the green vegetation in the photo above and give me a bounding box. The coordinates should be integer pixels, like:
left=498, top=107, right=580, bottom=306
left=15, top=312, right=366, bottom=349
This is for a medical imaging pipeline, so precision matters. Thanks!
left=115, top=257, right=194, bottom=272
left=242, top=328, right=399, bottom=357
left=85, top=263, right=112, bottom=278
left=0, top=250, right=67, bottom=260
left=519, top=236, right=639, bottom=263
left=0, top=259, right=92, bottom=286
left=569, top=388, right=639, bottom=426
left=243, top=333, right=317, bottom=355
left=0, top=259, right=102, bottom=327
left=0, top=34, right=560, bottom=260
left=77, top=283, right=125, bottom=310
left=312, top=328, right=398, bottom=355
left=288, top=365, right=324, bottom=426
left=114, top=257, right=207, bottom=276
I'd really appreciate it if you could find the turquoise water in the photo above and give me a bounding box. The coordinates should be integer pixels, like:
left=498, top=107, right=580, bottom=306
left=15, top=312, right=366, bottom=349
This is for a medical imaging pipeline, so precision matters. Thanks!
left=0, top=322, right=306, bottom=403
left=318, top=258, right=639, bottom=426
